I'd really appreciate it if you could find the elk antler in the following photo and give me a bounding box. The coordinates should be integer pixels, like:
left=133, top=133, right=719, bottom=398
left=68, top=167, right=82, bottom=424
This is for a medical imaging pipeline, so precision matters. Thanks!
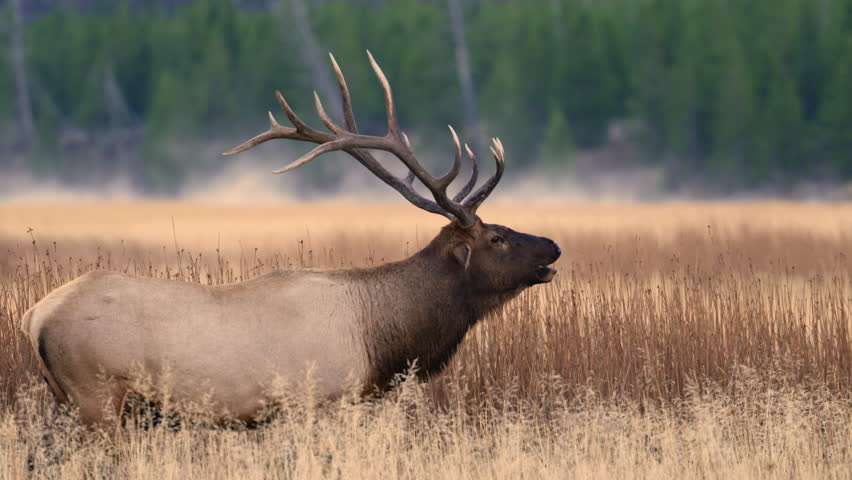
left=223, top=51, right=504, bottom=228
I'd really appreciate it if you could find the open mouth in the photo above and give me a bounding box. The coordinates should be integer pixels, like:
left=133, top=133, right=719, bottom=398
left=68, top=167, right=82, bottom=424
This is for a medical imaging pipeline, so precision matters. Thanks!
left=535, top=264, right=558, bottom=283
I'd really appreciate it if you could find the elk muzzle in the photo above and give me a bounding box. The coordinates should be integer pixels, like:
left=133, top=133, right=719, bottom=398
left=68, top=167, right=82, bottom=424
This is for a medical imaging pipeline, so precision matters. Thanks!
left=533, top=239, right=561, bottom=284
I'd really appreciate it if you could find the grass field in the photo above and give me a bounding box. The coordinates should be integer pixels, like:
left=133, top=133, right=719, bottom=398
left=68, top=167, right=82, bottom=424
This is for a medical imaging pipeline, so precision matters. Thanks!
left=0, top=201, right=850, bottom=478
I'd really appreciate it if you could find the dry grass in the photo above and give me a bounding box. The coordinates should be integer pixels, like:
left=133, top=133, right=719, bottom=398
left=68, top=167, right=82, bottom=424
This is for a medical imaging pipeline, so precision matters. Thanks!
left=0, top=201, right=850, bottom=478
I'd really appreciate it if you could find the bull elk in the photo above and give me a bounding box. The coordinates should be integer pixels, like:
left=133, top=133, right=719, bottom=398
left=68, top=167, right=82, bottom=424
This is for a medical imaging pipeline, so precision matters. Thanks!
left=23, top=52, right=561, bottom=427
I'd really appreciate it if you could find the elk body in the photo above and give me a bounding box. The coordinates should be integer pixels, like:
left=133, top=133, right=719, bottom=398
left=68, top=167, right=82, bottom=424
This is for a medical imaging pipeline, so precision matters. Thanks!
left=23, top=52, right=561, bottom=428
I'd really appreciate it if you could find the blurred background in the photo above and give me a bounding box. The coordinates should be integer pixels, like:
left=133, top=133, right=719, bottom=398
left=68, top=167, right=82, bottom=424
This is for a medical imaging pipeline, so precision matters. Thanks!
left=0, top=0, right=851, bottom=202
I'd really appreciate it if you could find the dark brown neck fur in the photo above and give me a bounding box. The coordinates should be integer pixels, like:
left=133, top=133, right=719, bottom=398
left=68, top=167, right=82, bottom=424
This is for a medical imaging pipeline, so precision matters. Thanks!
left=340, top=226, right=519, bottom=394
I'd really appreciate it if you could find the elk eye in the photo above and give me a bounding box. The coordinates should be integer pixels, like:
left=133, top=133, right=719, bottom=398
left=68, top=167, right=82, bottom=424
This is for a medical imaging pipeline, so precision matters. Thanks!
left=491, top=236, right=503, bottom=244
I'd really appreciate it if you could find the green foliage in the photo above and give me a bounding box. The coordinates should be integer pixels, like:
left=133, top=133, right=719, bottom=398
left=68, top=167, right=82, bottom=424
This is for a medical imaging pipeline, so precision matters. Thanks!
left=3, top=0, right=852, bottom=191
left=819, top=35, right=852, bottom=177
left=540, top=105, right=574, bottom=169
left=709, top=13, right=754, bottom=184
left=0, top=10, right=12, bottom=134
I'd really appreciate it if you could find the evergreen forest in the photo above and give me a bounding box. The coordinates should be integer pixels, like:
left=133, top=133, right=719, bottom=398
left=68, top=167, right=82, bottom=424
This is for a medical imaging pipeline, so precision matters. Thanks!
left=1, top=0, right=851, bottom=195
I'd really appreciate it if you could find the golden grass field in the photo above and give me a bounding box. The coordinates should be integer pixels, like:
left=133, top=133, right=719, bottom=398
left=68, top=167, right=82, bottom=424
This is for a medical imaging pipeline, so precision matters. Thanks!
left=0, top=201, right=850, bottom=479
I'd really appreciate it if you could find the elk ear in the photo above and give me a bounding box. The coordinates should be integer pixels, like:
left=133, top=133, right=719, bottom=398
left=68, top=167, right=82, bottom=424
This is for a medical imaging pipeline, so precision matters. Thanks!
left=452, top=243, right=472, bottom=270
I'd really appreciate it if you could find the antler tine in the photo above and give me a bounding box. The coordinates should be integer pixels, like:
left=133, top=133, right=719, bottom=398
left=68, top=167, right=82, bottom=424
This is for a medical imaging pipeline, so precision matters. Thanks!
left=271, top=137, right=357, bottom=174
left=314, top=91, right=347, bottom=135
left=366, top=50, right=402, bottom=140
left=453, top=143, right=479, bottom=202
left=328, top=53, right=358, bottom=133
left=222, top=111, right=299, bottom=156
left=435, top=125, right=463, bottom=190
left=275, top=90, right=313, bottom=134
left=461, top=137, right=505, bottom=211
left=271, top=131, right=418, bottom=175
left=222, top=89, right=331, bottom=156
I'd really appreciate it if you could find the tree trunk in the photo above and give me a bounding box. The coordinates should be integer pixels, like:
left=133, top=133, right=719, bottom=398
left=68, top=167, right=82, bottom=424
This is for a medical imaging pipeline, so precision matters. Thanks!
left=103, top=63, right=135, bottom=177
left=447, top=0, right=485, bottom=157
left=10, top=0, right=35, bottom=163
left=286, top=0, right=343, bottom=124
left=550, top=0, right=564, bottom=41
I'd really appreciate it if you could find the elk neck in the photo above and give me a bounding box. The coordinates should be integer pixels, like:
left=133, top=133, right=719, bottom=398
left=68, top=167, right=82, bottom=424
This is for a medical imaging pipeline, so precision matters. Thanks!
left=348, top=227, right=513, bottom=394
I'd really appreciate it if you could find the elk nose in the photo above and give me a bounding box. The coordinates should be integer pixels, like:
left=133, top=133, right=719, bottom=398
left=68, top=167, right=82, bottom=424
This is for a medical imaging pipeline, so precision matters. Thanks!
left=551, top=240, right=562, bottom=259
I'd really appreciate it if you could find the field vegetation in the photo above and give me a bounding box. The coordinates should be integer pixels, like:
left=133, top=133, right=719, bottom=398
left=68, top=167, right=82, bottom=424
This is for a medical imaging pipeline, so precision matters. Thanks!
left=0, top=202, right=850, bottom=478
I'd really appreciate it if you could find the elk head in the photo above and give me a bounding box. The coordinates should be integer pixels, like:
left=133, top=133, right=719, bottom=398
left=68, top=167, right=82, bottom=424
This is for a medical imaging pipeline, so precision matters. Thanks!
left=224, top=51, right=561, bottom=293
left=437, top=221, right=561, bottom=297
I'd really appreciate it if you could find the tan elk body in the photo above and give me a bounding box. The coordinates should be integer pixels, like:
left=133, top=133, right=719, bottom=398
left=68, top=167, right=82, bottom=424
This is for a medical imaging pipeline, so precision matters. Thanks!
left=23, top=52, right=561, bottom=427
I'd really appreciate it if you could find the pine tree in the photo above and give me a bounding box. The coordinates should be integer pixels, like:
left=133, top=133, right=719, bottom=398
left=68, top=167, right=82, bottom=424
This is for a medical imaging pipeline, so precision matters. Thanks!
left=753, top=58, right=804, bottom=185
left=710, top=21, right=754, bottom=186
left=560, top=6, right=620, bottom=148
left=539, top=105, right=575, bottom=169
left=819, top=35, right=852, bottom=178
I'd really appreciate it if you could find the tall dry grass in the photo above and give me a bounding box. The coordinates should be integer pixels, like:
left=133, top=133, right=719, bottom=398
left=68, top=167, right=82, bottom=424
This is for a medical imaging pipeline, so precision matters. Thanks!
left=5, top=375, right=850, bottom=479
left=0, top=202, right=850, bottom=478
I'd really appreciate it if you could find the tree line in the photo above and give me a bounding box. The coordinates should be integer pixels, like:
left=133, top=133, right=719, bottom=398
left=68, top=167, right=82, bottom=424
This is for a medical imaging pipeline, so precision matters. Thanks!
left=1, top=0, right=851, bottom=193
